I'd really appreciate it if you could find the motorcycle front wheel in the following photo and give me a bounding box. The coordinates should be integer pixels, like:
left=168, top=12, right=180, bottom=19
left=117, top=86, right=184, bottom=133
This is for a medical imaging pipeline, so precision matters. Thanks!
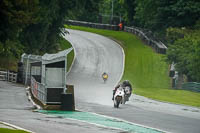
left=114, top=101, right=120, bottom=108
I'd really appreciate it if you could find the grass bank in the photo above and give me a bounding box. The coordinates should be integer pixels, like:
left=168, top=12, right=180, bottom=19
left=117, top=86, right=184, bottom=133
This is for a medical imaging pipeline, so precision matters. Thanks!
left=65, top=25, right=200, bottom=107
left=0, top=128, right=28, bottom=133
left=59, top=37, right=74, bottom=71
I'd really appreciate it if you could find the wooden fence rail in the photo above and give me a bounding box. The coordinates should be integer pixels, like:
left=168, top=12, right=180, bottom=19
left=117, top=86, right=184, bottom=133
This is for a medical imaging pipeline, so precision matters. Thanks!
left=0, top=70, right=17, bottom=83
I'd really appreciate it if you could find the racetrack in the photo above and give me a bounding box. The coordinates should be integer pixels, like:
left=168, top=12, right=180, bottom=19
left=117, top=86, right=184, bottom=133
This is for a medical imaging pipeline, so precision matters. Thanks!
left=0, top=29, right=126, bottom=133
left=64, top=29, right=200, bottom=133
left=1, top=29, right=199, bottom=133
left=0, top=81, right=122, bottom=133
left=63, top=29, right=124, bottom=106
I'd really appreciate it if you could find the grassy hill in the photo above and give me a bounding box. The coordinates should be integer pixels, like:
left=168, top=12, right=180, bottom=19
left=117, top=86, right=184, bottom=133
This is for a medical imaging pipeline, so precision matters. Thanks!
left=59, top=37, right=74, bottom=71
left=65, top=25, right=200, bottom=107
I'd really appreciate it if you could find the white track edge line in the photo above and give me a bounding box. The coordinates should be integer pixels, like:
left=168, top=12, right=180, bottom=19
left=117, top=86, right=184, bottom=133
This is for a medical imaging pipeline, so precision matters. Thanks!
left=0, top=121, right=35, bottom=133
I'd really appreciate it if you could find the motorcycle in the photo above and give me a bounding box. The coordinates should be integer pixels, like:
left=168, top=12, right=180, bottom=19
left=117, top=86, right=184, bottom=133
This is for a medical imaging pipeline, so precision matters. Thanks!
left=113, top=87, right=125, bottom=108
left=102, top=72, right=108, bottom=83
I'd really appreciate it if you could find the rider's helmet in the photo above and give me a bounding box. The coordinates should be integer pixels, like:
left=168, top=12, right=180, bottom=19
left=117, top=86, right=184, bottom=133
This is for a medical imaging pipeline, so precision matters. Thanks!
left=122, top=80, right=130, bottom=86
left=122, top=80, right=132, bottom=91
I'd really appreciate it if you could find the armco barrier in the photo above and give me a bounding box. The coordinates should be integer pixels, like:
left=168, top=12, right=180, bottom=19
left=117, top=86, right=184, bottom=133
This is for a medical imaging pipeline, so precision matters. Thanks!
left=66, top=20, right=167, bottom=54
left=124, top=26, right=167, bottom=54
left=67, top=20, right=119, bottom=31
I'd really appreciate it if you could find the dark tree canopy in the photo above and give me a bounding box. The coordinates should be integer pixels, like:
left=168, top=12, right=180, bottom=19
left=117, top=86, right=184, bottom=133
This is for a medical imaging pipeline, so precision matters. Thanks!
left=0, top=0, right=75, bottom=58
left=20, top=0, right=75, bottom=54
left=134, top=0, right=200, bottom=30
left=0, top=0, right=38, bottom=58
left=1, top=0, right=200, bottom=82
left=72, top=0, right=103, bottom=23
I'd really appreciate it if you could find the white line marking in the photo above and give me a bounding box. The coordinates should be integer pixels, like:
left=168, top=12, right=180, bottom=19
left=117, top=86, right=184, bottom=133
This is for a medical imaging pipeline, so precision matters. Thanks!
left=0, top=121, right=35, bottom=133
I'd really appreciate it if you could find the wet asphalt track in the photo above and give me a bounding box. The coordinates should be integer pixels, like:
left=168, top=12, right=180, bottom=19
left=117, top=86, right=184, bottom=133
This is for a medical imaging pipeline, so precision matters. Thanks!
left=0, top=29, right=200, bottom=133
left=0, top=81, right=122, bottom=133
left=63, top=29, right=200, bottom=133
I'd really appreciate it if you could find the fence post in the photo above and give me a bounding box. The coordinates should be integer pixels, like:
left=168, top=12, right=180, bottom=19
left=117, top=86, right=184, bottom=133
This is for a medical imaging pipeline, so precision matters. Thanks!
left=12, top=72, right=14, bottom=82
left=172, top=77, right=176, bottom=88
left=7, top=70, right=9, bottom=82
left=25, top=55, right=31, bottom=85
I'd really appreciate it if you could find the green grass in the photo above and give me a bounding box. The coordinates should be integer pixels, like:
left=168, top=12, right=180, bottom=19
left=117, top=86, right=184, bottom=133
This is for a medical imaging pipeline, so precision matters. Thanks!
left=65, top=25, right=200, bottom=107
left=59, top=36, right=72, bottom=50
left=66, top=50, right=74, bottom=71
left=59, top=37, right=74, bottom=71
left=0, top=57, right=18, bottom=71
left=0, top=128, right=28, bottom=133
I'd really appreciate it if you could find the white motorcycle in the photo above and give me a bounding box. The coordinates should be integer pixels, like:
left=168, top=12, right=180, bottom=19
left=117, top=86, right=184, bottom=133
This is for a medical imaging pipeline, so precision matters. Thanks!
left=113, top=87, right=125, bottom=108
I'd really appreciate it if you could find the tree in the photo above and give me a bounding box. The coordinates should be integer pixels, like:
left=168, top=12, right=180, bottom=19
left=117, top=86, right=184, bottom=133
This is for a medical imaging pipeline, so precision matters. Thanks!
left=72, top=0, right=103, bottom=23
left=20, top=0, right=75, bottom=54
left=134, top=0, right=159, bottom=30
left=119, top=0, right=136, bottom=25
left=134, top=0, right=200, bottom=31
left=166, top=26, right=200, bottom=82
left=0, top=0, right=75, bottom=58
left=0, top=0, right=38, bottom=58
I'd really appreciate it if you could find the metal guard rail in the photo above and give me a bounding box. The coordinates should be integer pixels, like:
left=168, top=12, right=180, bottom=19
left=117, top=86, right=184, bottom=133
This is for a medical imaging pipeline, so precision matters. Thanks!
left=66, top=20, right=167, bottom=54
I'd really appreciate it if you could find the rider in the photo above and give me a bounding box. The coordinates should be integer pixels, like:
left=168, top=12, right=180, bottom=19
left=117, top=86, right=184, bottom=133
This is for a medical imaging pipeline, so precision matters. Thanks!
left=102, top=72, right=108, bottom=82
left=112, top=80, right=132, bottom=100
